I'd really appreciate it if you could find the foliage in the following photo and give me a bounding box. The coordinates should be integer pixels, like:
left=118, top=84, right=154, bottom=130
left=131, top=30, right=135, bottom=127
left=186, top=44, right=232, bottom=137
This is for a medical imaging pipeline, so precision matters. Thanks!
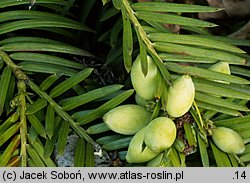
left=0, top=0, right=131, bottom=167
left=0, top=0, right=249, bottom=167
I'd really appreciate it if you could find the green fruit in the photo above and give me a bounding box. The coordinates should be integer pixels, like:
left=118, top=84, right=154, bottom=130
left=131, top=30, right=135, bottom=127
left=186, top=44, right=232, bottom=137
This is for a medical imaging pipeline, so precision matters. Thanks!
left=135, top=93, right=147, bottom=106
left=126, top=127, right=159, bottom=163
left=209, top=61, right=231, bottom=84
left=131, top=55, right=162, bottom=100
left=103, top=104, right=151, bottom=135
left=144, top=117, right=176, bottom=153
left=212, top=127, right=245, bottom=154
left=209, top=61, right=230, bottom=75
left=166, top=75, right=195, bottom=117
left=147, top=152, right=164, bottom=167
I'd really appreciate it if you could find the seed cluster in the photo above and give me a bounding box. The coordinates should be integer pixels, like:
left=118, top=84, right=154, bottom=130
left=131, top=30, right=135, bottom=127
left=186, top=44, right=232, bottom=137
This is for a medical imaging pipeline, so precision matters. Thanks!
left=102, top=55, right=246, bottom=165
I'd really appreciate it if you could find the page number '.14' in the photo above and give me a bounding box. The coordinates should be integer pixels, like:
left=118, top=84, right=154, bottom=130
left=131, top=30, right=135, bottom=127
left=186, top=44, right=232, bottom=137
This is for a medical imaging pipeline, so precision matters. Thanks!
left=234, top=171, right=246, bottom=180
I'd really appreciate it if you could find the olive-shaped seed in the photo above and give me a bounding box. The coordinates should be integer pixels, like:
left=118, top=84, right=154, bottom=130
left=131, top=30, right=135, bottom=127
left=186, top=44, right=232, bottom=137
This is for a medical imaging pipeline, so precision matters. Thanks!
left=103, top=104, right=151, bottom=135
left=166, top=75, right=195, bottom=117
left=212, top=126, right=245, bottom=154
left=126, top=127, right=159, bottom=163
left=209, top=61, right=231, bottom=84
left=147, top=152, right=164, bottom=167
left=209, top=61, right=230, bottom=75
left=135, top=93, right=147, bottom=107
left=144, top=117, right=176, bottom=153
left=131, top=55, right=162, bottom=100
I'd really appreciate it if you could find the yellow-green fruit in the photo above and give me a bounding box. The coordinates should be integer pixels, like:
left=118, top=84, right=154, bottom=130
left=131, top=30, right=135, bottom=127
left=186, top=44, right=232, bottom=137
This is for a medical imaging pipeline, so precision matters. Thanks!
left=212, top=127, right=245, bottom=154
left=166, top=75, right=195, bottom=117
left=103, top=104, right=151, bottom=135
left=126, top=127, right=159, bottom=163
left=209, top=61, right=230, bottom=75
left=209, top=61, right=231, bottom=83
left=147, top=152, right=164, bottom=167
left=144, top=117, right=176, bottom=153
left=131, top=55, right=162, bottom=100
left=135, top=93, right=147, bottom=106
